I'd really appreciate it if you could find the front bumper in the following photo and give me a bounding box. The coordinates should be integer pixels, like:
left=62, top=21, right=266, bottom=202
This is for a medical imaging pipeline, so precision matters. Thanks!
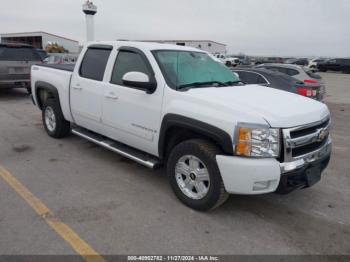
left=216, top=137, right=332, bottom=195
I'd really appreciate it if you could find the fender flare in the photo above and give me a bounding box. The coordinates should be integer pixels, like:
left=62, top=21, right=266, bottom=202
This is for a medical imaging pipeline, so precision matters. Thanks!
left=34, top=81, right=60, bottom=109
left=158, top=114, right=233, bottom=158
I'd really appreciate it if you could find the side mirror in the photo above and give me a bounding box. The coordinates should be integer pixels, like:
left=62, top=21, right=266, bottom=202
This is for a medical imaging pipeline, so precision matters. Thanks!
left=122, top=72, right=157, bottom=94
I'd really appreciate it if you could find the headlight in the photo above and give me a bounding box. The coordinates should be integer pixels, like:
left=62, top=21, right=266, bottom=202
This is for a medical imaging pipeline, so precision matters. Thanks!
left=235, top=124, right=280, bottom=158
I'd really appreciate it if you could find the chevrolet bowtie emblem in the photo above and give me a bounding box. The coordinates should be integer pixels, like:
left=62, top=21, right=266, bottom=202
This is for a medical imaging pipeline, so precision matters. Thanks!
left=317, top=128, right=328, bottom=142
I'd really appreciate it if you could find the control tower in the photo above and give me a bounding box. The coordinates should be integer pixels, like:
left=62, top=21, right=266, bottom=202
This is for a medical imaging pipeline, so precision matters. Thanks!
left=82, top=1, right=97, bottom=42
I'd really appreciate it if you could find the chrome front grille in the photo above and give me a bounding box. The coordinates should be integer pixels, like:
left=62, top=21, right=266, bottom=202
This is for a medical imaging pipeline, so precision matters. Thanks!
left=282, top=117, right=331, bottom=163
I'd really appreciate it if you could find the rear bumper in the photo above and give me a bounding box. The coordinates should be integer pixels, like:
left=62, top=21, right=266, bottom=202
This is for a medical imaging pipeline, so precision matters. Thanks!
left=0, top=79, right=30, bottom=88
left=216, top=137, right=332, bottom=195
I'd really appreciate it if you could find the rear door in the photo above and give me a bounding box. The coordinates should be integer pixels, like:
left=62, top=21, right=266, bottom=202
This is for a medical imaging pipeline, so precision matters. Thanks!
left=70, top=45, right=112, bottom=133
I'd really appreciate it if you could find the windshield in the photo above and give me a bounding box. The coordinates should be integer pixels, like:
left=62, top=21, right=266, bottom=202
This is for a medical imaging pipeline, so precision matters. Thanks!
left=153, top=50, right=239, bottom=90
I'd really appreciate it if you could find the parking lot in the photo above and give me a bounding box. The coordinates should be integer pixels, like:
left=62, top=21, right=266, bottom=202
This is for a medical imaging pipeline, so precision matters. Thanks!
left=0, top=72, right=349, bottom=256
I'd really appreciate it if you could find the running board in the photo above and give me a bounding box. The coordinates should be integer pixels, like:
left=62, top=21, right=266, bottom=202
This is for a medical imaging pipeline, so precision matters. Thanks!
left=71, top=127, right=161, bottom=169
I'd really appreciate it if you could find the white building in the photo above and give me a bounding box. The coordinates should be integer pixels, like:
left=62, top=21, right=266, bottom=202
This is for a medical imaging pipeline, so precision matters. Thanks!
left=138, top=40, right=227, bottom=54
left=0, top=31, right=80, bottom=53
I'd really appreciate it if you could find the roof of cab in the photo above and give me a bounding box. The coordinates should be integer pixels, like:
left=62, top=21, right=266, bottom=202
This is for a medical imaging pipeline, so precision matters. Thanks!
left=86, top=41, right=205, bottom=52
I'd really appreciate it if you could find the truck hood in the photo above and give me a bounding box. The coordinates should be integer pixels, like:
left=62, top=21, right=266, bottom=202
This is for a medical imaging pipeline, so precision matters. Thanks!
left=187, top=84, right=330, bottom=128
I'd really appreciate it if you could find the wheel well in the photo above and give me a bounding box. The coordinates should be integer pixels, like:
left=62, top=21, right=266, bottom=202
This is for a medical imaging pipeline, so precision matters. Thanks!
left=162, top=126, right=221, bottom=160
left=36, top=87, right=57, bottom=109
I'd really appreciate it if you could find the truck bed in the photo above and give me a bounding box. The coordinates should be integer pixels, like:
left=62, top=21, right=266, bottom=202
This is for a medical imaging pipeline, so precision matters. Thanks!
left=37, top=64, right=75, bottom=72
left=31, top=63, right=74, bottom=123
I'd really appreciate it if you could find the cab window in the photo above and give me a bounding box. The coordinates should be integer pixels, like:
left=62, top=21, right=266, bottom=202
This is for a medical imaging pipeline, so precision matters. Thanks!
left=79, top=47, right=112, bottom=81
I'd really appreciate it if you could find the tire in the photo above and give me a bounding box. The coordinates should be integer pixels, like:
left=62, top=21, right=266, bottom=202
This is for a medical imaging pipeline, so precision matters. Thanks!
left=42, top=98, right=70, bottom=138
left=225, top=61, right=232, bottom=67
left=26, top=87, right=32, bottom=95
left=166, top=139, right=229, bottom=211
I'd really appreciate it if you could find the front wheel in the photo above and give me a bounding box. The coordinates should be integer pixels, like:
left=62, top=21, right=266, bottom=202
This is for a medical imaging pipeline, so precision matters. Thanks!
left=166, top=139, right=229, bottom=211
left=42, top=98, right=71, bottom=138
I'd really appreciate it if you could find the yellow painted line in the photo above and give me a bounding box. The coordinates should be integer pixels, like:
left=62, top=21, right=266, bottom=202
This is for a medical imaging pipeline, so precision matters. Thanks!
left=0, top=166, right=106, bottom=262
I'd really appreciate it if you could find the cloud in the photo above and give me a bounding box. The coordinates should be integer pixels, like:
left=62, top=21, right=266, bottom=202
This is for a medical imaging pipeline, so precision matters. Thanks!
left=1, top=0, right=349, bottom=57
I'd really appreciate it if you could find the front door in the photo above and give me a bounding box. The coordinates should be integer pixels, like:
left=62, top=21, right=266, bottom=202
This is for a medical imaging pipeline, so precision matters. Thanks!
left=102, top=48, right=163, bottom=155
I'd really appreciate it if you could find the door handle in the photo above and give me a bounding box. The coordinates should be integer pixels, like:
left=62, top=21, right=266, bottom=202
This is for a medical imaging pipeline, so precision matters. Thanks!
left=105, top=92, right=118, bottom=100
left=73, top=84, right=83, bottom=90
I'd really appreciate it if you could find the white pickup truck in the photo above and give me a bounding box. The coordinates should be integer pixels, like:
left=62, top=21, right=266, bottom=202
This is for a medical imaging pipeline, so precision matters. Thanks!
left=31, top=41, right=332, bottom=210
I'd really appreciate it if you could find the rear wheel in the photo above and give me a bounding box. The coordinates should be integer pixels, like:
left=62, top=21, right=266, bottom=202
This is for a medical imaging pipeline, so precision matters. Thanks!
left=42, top=98, right=70, bottom=138
left=167, top=139, right=229, bottom=211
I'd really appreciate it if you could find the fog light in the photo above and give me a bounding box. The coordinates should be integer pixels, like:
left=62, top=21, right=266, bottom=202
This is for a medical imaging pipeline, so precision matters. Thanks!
left=253, top=181, right=271, bottom=191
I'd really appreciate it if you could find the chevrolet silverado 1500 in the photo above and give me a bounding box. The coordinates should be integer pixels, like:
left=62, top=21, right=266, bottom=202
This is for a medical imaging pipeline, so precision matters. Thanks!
left=31, top=41, right=332, bottom=210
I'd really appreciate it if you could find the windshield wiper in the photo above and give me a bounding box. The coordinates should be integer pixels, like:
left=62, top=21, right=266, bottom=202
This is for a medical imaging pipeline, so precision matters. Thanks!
left=224, top=80, right=243, bottom=86
left=177, top=81, right=228, bottom=90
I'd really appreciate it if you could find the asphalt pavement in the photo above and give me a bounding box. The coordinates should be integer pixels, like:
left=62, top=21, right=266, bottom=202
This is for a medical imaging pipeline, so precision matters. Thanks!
left=0, top=73, right=349, bottom=256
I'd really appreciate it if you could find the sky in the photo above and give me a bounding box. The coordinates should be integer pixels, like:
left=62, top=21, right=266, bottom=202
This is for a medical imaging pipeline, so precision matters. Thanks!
left=1, top=0, right=350, bottom=57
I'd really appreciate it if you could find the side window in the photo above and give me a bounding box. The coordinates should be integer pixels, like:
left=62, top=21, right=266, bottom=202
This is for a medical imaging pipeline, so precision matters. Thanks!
left=236, top=71, right=259, bottom=84
left=272, top=67, right=288, bottom=74
left=286, top=68, right=299, bottom=76
left=79, top=48, right=112, bottom=81
left=235, top=71, right=248, bottom=83
left=256, top=74, right=268, bottom=84
left=111, top=50, right=151, bottom=86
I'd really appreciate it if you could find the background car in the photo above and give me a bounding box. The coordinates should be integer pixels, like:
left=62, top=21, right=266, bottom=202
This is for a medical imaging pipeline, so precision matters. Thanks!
left=232, top=68, right=324, bottom=101
left=229, top=55, right=251, bottom=65
left=254, top=57, right=284, bottom=65
left=317, top=58, right=350, bottom=74
left=308, top=58, right=327, bottom=70
left=0, top=42, right=42, bottom=94
left=214, top=54, right=240, bottom=67
left=45, top=54, right=77, bottom=64
left=284, top=58, right=309, bottom=66
left=255, top=63, right=324, bottom=86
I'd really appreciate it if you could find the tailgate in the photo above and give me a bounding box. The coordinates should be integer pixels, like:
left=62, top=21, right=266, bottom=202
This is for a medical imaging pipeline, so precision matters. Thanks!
left=0, top=61, right=38, bottom=81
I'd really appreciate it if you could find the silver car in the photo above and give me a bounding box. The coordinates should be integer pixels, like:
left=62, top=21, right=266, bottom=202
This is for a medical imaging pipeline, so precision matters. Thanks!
left=0, top=43, right=42, bottom=93
left=256, top=63, right=326, bottom=100
left=256, top=64, right=326, bottom=100
left=256, top=63, right=322, bottom=82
